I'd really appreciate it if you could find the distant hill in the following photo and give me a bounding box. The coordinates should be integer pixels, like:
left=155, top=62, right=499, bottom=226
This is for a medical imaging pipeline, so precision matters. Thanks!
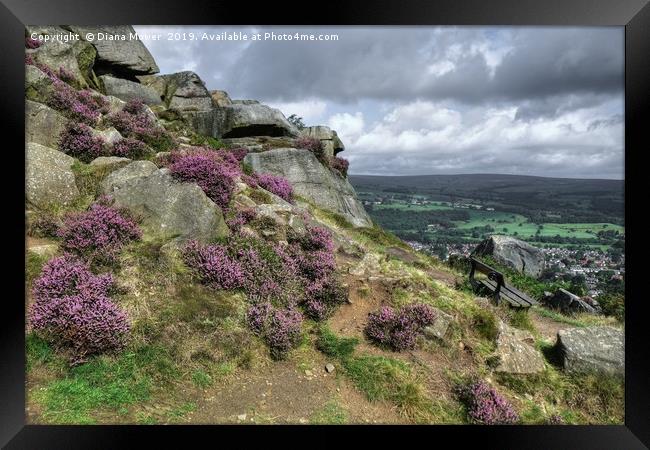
left=349, top=173, right=624, bottom=224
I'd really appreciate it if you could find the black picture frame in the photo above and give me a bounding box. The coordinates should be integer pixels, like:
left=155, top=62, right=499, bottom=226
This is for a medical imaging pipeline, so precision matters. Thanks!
left=2, top=0, right=648, bottom=448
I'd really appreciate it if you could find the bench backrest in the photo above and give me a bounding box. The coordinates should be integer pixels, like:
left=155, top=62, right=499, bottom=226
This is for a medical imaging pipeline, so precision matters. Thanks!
left=469, top=257, right=505, bottom=286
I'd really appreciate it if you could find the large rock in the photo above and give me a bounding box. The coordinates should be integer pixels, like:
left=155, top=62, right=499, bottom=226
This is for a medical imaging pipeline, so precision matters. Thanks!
left=473, top=235, right=545, bottom=278
left=300, top=126, right=345, bottom=158
left=99, top=75, right=162, bottom=106
left=556, top=326, right=624, bottom=376
left=89, top=156, right=132, bottom=171
left=25, top=100, right=69, bottom=149
left=25, top=65, right=55, bottom=103
left=423, top=308, right=454, bottom=341
left=210, top=90, right=232, bottom=107
left=492, top=321, right=545, bottom=374
left=151, top=71, right=214, bottom=111
left=26, top=143, right=79, bottom=209
left=101, top=161, right=228, bottom=242
left=68, top=26, right=159, bottom=76
left=542, top=288, right=600, bottom=315
left=244, top=148, right=372, bottom=227
left=219, top=103, right=300, bottom=138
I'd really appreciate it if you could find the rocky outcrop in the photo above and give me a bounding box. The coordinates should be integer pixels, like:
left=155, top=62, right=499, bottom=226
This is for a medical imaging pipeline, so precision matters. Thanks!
left=25, top=100, right=69, bottom=149
left=89, top=156, right=132, bottom=171
left=492, top=321, right=545, bottom=374
left=423, top=308, right=454, bottom=341
left=101, top=161, right=229, bottom=242
left=244, top=148, right=372, bottom=227
left=68, top=26, right=159, bottom=77
left=210, top=90, right=232, bottom=107
left=27, top=26, right=97, bottom=88
left=473, top=235, right=545, bottom=278
left=542, top=289, right=601, bottom=315
left=300, top=126, right=345, bottom=158
left=219, top=103, right=300, bottom=138
left=99, top=75, right=162, bottom=106
left=556, top=326, right=624, bottom=376
left=26, top=143, right=79, bottom=209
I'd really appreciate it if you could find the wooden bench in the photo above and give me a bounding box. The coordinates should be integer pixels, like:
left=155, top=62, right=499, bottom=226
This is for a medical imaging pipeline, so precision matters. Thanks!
left=468, top=257, right=537, bottom=309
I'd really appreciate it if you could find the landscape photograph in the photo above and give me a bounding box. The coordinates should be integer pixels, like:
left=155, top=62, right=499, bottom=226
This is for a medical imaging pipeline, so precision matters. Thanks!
left=24, top=25, right=624, bottom=425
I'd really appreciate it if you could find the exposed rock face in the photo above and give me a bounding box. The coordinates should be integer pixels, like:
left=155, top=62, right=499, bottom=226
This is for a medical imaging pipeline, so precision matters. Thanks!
left=210, top=90, right=232, bottom=107
left=25, top=65, right=55, bottom=103
left=493, top=321, right=545, bottom=374
left=542, top=289, right=601, bottom=315
left=300, top=126, right=345, bottom=158
left=91, top=127, right=123, bottom=146
left=101, top=161, right=228, bottom=242
left=556, top=326, right=624, bottom=376
left=220, top=103, right=300, bottom=138
left=99, top=75, right=162, bottom=105
left=25, top=100, right=69, bottom=149
left=423, top=308, right=454, bottom=341
left=68, top=26, right=159, bottom=77
left=26, top=143, right=79, bottom=209
left=221, top=136, right=297, bottom=153
left=244, top=148, right=372, bottom=227
left=473, top=235, right=545, bottom=278
left=89, top=156, right=132, bottom=171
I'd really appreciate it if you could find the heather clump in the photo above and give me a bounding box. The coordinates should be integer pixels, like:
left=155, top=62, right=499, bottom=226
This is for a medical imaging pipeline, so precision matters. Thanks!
left=294, top=136, right=325, bottom=159
left=331, top=157, right=349, bottom=177
left=226, top=208, right=257, bottom=233
left=28, top=255, right=130, bottom=365
left=456, top=380, right=519, bottom=425
left=246, top=302, right=303, bottom=360
left=290, top=225, right=335, bottom=253
left=26, top=36, right=42, bottom=49
left=58, top=122, right=106, bottom=162
left=255, top=173, right=294, bottom=203
left=58, top=197, right=141, bottom=263
left=112, top=137, right=151, bottom=159
left=168, top=148, right=241, bottom=210
left=365, top=303, right=436, bottom=351
left=106, top=99, right=175, bottom=152
left=49, top=82, right=102, bottom=126
left=181, top=240, right=245, bottom=291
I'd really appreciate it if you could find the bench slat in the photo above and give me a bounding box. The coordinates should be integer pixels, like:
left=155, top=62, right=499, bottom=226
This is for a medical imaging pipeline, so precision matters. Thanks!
left=479, top=279, right=536, bottom=307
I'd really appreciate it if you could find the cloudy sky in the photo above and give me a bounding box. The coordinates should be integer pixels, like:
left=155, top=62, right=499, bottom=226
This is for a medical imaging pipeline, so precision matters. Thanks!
left=134, top=26, right=624, bottom=179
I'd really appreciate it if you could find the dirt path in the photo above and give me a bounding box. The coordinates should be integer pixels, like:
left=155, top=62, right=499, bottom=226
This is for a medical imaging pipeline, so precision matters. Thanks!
left=529, top=310, right=574, bottom=342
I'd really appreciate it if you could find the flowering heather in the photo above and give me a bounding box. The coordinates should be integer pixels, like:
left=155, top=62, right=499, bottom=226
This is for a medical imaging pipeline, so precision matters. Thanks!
left=169, top=149, right=240, bottom=210
left=106, top=98, right=175, bottom=152
left=58, top=197, right=141, bottom=262
left=26, top=36, right=42, bottom=49
left=29, top=255, right=129, bottom=364
left=303, top=277, right=347, bottom=321
left=294, top=136, right=324, bottom=158
left=226, top=208, right=257, bottom=233
left=291, top=225, right=335, bottom=253
left=330, top=157, right=349, bottom=177
left=294, top=248, right=336, bottom=281
left=247, top=302, right=303, bottom=359
left=456, top=380, right=519, bottom=425
left=58, top=122, right=106, bottom=162
left=228, top=147, right=249, bottom=162
left=255, top=173, right=294, bottom=203
left=49, top=82, right=101, bottom=126
left=241, top=174, right=259, bottom=188
left=181, top=240, right=245, bottom=291
left=112, top=137, right=151, bottom=159
left=547, top=414, right=565, bottom=425
left=57, top=66, right=77, bottom=85
left=365, top=303, right=436, bottom=351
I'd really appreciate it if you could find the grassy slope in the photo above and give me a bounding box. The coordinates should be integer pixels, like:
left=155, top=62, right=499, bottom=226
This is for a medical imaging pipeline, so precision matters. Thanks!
left=26, top=159, right=623, bottom=426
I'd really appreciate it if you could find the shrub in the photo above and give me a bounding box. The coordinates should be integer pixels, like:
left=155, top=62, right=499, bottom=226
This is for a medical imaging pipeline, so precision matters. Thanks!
left=294, top=136, right=324, bottom=159
left=168, top=148, right=240, bottom=210
left=290, top=225, right=335, bottom=252
left=57, top=67, right=77, bottom=85
left=49, top=82, right=101, bottom=126
left=246, top=302, right=303, bottom=360
left=364, top=304, right=436, bottom=351
left=228, top=147, right=249, bottom=162
left=181, top=240, right=245, bottom=291
left=58, top=123, right=106, bottom=162
left=303, top=277, right=348, bottom=321
left=112, top=137, right=151, bottom=159
left=29, top=255, right=130, bottom=364
left=26, top=36, right=42, bottom=49
left=106, top=99, right=175, bottom=152
left=255, top=173, right=294, bottom=203
left=597, top=293, right=624, bottom=321
left=456, top=380, right=519, bottom=425
left=226, top=208, right=256, bottom=233
left=331, top=157, right=349, bottom=177
left=58, top=197, right=141, bottom=262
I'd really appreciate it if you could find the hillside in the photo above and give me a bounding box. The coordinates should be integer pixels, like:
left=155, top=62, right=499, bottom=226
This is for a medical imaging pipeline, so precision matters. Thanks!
left=25, top=26, right=623, bottom=425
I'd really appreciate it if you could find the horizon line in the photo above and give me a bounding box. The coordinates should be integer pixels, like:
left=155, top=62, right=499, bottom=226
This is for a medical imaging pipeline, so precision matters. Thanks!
left=347, top=172, right=625, bottom=181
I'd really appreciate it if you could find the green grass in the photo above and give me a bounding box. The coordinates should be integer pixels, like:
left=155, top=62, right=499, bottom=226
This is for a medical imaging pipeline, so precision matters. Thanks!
left=191, top=369, right=213, bottom=389
left=26, top=251, right=47, bottom=286
left=310, top=400, right=349, bottom=424
left=507, top=308, right=536, bottom=333
left=33, top=344, right=179, bottom=424
left=316, top=325, right=359, bottom=359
